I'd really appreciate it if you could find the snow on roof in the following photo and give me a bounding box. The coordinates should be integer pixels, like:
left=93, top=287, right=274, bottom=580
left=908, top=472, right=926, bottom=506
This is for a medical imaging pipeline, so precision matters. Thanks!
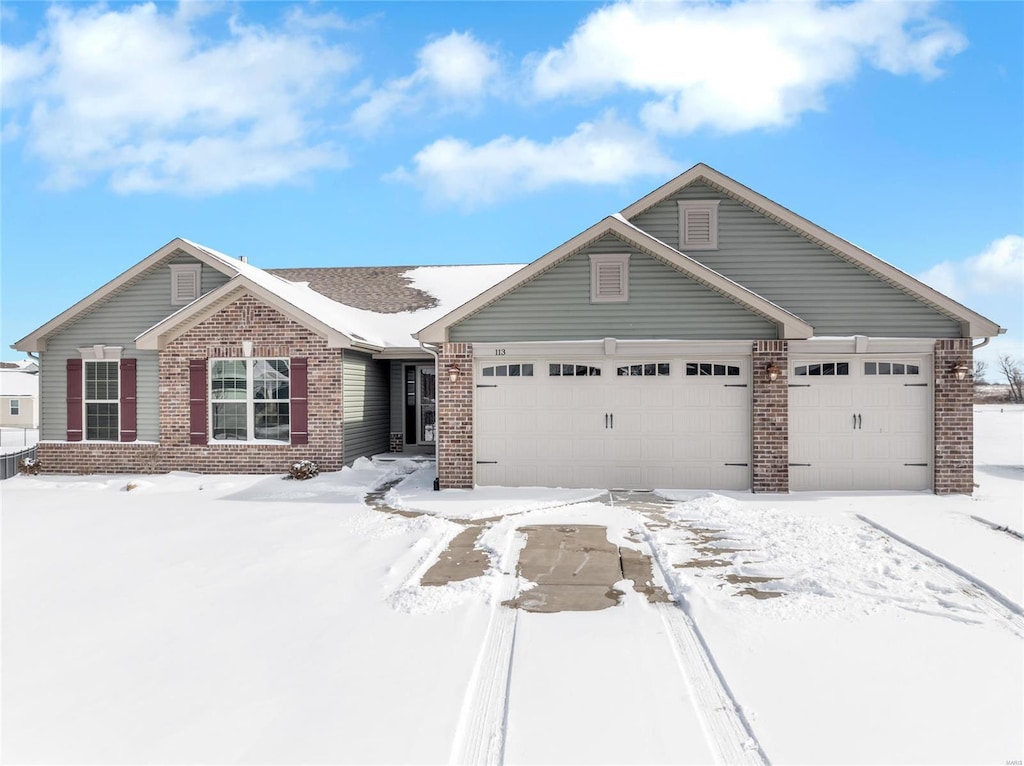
left=146, top=244, right=525, bottom=350
left=0, top=368, right=39, bottom=396
left=267, top=263, right=524, bottom=348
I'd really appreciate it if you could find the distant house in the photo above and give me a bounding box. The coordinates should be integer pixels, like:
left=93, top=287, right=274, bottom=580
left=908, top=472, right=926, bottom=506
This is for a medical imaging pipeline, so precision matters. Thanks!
left=0, top=361, right=40, bottom=429
left=13, top=164, right=1004, bottom=494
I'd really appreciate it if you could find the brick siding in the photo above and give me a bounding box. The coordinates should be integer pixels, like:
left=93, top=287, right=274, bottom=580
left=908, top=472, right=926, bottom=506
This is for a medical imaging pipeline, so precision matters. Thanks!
left=389, top=431, right=404, bottom=452
left=752, top=340, right=789, bottom=493
left=934, top=339, right=974, bottom=494
left=437, top=343, right=474, bottom=489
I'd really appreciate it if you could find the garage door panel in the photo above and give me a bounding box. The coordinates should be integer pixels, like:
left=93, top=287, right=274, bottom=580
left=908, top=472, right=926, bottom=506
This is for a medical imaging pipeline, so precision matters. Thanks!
left=476, top=357, right=751, bottom=490
left=789, top=356, right=931, bottom=491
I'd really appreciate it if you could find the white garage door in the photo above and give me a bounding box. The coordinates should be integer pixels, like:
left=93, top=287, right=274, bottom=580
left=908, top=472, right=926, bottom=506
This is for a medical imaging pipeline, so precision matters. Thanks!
left=475, top=358, right=750, bottom=489
left=789, top=356, right=932, bottom=491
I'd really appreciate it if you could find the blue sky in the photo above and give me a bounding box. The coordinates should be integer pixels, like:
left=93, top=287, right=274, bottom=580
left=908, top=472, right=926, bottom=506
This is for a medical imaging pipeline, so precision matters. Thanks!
left=2, top=0, right=1022, bottom=369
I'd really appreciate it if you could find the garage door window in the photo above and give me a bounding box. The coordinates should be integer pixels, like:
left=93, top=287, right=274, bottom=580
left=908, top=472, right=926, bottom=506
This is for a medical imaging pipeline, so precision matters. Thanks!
left=617, top=362, right=670, bottom=377
left=794, top=362, right=850, bottom=376
left=864, top=362, right=920, bottom=376
left=549, top=364, right=601, bottom=377
left=686, top=362, right=741, bottom=376
left=482, top=363, right=534, bottom=377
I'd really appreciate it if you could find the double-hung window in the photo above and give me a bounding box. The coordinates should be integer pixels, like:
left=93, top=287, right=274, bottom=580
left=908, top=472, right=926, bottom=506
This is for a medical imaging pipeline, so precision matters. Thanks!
left=85, top=361, right=119, bottom=440
left=210, top=359, right=290, bottom=442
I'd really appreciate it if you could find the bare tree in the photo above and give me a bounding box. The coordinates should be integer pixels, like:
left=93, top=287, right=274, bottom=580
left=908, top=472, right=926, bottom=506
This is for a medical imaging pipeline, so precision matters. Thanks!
left=997, top=355, right=1023, bottom=403
left=974, top=360, right=988, bottom=385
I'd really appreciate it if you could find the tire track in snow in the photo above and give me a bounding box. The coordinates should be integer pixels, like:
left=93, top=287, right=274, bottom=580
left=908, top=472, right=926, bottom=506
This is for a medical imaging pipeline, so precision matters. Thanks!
left=623, top=499, right=767, bottom=766
left=858, top=515, right=1024, bottom=637
left=448, top=531, right=523, bottom=766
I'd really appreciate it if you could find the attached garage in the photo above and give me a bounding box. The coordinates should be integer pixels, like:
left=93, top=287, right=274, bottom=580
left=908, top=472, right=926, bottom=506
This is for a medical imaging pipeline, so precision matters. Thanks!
left=788, top=355, right=932, bottom=491
left=474, top=351, right=751, bottom=490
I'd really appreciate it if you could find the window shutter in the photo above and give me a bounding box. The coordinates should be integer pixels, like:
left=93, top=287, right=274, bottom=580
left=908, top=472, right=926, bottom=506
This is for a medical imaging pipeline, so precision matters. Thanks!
left=66, top=358, right=83, bottom=441
left=290, top=358, right=309, bottom=445
left=189, top=359, right=207, bottom=445
left=119, top=358, right=137, bottom=442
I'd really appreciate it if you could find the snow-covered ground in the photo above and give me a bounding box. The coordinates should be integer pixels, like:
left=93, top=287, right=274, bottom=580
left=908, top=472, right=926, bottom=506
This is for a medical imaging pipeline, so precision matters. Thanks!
left=2, top=406, right=1022, bottom=764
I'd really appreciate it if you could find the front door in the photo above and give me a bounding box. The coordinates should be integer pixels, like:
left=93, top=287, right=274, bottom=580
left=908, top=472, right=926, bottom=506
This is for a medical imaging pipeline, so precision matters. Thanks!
left=417, top=366, right=437, bottom=445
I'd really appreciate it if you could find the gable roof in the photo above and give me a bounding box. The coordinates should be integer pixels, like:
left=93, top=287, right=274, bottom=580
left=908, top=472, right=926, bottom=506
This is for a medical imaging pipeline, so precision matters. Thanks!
left=621, top=163, right=1004, bottom=339
left=416, top=215, right=814, bottom=343
left=136, top=263, right=524, bottom=352
left=13, top=238, right=249, bottom=352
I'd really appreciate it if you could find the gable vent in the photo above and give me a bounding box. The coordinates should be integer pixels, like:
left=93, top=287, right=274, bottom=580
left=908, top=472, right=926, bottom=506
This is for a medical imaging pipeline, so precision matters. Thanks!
left=589, top=252, right=630, bottom=303
left=170, top=264, right=202, bottom=305
left=679, top=200, right=720, bottom=250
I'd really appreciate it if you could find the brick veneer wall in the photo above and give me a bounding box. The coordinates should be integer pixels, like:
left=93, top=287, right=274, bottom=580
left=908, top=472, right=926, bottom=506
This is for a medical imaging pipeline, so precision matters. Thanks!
left=37, top=441, right=161, bottom=474
left=437, top=343, right=473, bottom=488
left=389, top=432, right=404, bottom=452
left=934, top=338, right=973, bottom=494
left=752, top=340, right=789, bottom=493
left=39, top=294, right=345, bottom=475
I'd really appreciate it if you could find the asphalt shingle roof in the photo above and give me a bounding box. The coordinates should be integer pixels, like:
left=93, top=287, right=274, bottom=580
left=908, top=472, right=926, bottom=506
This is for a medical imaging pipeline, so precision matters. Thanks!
left=266, top=267, right=438, bottom=314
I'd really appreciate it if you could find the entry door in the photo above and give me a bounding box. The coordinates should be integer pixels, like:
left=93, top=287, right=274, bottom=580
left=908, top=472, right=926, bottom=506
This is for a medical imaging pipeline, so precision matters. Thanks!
left=417, top=366, right=436, bottom=445
left=789, top=357, right=931, bottom=490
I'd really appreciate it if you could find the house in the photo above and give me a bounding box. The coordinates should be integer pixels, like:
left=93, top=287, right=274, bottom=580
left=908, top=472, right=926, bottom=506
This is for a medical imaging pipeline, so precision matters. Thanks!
left=0, top=361, right=40, bottom=429
left=13, top=164, right=1003, bottom=493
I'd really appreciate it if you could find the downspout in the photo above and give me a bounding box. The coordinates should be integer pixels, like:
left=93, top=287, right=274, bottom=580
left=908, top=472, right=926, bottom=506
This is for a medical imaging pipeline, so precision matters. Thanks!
left=418, top=340, right=442, bottom=491
left=971, top=338, right=991, bottom=351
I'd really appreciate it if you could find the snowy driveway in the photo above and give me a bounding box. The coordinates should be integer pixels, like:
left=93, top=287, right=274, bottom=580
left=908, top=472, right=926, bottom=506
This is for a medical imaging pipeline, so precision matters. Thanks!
left=2, top=406, right=1021, bottom=764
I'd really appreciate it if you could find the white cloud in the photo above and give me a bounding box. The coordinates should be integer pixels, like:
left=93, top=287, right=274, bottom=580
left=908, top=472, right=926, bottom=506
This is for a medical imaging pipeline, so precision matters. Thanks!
left=533, top=0, right=966, bottom=134
left=389, top=114, right=677, bottom=208
left=350, top=31, right=498, bottom=133
left=1, top=3, right=355, bottom=194
left=918, top=235, right=1024, bottom=302
left=917, top=235, right=1023, bottom=368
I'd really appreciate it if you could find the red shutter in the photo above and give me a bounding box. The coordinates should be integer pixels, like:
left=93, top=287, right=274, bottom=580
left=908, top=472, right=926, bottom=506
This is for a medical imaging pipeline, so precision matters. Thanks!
left=189, top=359, right=207, bottom=445
left=119, top=358, right=137, bottom=442
left=67, top=358, right=83, bottom=441
left=290, top=357, right=308, bottom=445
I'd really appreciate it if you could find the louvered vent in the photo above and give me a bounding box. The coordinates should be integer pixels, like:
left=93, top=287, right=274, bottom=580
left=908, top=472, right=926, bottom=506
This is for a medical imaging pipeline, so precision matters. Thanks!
left=679, top=200, right=720, bottom=250
left=170, top=264, right=202, bottom=305
left=597, top=263, right=623, bottom=296
left=589, top=253, right=630, bottom=303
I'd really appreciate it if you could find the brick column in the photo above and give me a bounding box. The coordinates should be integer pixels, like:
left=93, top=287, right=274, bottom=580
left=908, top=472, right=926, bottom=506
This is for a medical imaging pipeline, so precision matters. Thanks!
left=934, top=339, right=973, bottom=494
left=389, top=432, right=404, bottom=452
left=437, top=343, right=474, bottom=489
left=752, top=340, right=789, bottom=493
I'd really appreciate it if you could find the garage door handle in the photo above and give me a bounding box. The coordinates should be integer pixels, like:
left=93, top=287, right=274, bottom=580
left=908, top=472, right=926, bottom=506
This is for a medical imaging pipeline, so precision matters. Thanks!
left=610, top=413, right=614, bottom=429
left=604, top=413, right=609, bottom=429
left=853, top=413, right=857, bottom=430
left=857, top=414, right=862, bottom=430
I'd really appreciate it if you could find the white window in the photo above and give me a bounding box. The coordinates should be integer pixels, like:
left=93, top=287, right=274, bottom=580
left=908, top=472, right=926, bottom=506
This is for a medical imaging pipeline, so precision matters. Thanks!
left=678, top=200, right=720, bottom=250
left=617, top=363, right=670, bottom=377
left=589, top=253, right=630, bottom=303
left=210, top=359, right=290, bottom=442
left=481, top=364, right=534, bottom=377
left=170, top=263, right=202, bottom=305
left=686, top=362, right=741, bottom=377
left=549, top=364, right=602, bottom=377
left=10, top=400, right=20, bottom=416
left=794, top=362, right=850, bottom=376
left=85, top=361, right=119, bottom=440
left=864, top=361, right=920, bottom=376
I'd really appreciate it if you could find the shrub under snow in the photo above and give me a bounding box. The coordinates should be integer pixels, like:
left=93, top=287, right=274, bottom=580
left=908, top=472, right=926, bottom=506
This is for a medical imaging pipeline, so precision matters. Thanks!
left=287, top=460, right=320, bottom=480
